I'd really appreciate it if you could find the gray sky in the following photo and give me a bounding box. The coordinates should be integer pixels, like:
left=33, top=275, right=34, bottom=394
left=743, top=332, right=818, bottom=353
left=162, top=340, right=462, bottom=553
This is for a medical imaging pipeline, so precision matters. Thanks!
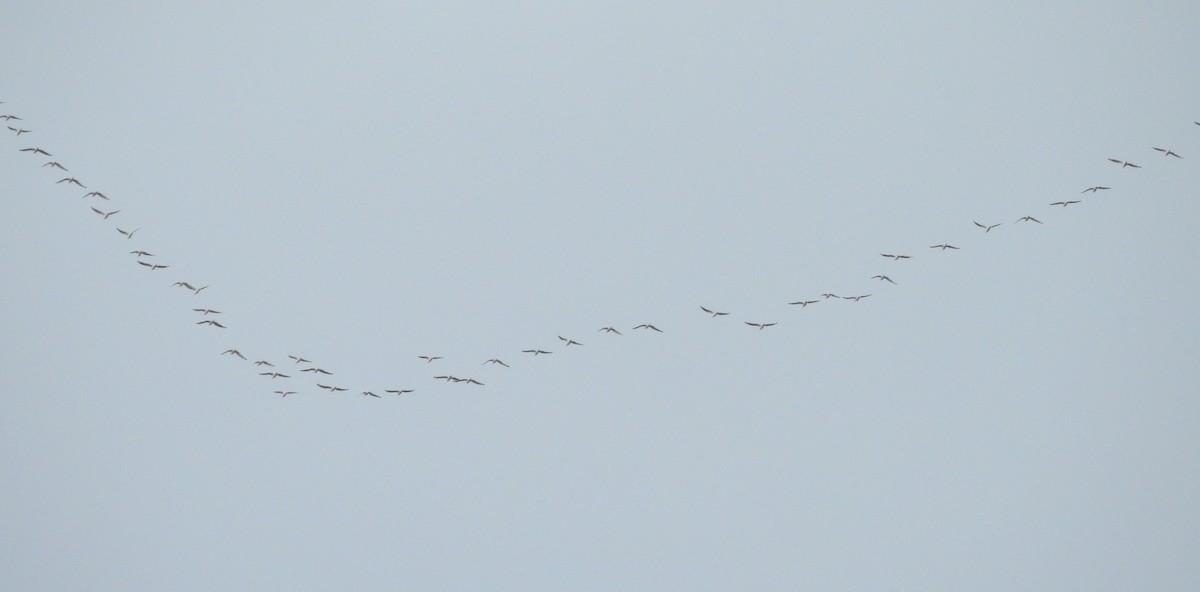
left=3, top=1, right=1199, bottom=590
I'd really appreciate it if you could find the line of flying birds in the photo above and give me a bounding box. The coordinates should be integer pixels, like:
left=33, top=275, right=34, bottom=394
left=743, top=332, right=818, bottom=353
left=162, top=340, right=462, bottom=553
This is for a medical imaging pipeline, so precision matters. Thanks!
left=7, top=106, right=1197, bottom=398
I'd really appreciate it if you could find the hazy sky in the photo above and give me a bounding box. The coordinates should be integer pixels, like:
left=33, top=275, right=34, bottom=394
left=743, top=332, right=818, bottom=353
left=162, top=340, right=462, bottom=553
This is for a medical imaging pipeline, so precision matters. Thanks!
left=3, top=1, right=1199, bottom=590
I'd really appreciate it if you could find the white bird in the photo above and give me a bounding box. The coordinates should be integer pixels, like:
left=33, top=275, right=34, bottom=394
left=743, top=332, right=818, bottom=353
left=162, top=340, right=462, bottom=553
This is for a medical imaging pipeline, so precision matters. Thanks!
left=1081, top=186, right=1109, bottom=193
left=558, top=335, right=584, bottom=346
left=221, top=349, right=247, bottom=360
left=871, top=275, right=896, bottom=284
left=1050, top=200, right=1081, bottom=207
left=418, top=355, right=443, bottom=363
left=788, top=299, right=818, bottom=307
left=598, top=326, right=623, bottom=335
left=1107, top=158, right=1141, bottom=168
left=700, top=306, right=730, bottom=317
left=83, top=191, right=108, bottom=200
left=974, top=221, right=1001, bottom=232
left=90, top=207, right=120, bottom=219
left=744, top=322, right=777, bottom=330
left=1016, top=215, right=1043, bottom=224
left=483, top=359, right=510, bottom=367
left=1153, top=147, right=1183, bottom=158
left=633, top=324, right=663, bottom=332
left=59, top=177, right=86, bottom=188
left=930, top=244, right=960, bottom=250
left=117, top=227, right=139, bottom=239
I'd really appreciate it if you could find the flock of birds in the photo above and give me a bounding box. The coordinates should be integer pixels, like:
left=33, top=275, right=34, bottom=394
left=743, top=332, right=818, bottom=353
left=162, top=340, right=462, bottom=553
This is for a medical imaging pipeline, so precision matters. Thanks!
left=6, top=103, right=1198, bottom=399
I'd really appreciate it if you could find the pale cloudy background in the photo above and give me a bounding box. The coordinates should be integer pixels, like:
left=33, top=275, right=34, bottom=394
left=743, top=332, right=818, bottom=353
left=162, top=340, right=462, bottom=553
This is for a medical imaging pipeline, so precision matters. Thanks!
left=2, top=1, right=1198, bottom=590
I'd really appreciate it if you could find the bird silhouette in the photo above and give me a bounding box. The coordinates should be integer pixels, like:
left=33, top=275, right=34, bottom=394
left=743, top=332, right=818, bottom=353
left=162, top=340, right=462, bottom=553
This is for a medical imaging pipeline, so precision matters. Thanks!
left=1107, top=158, right=1141, bottom=168
left=880, top=253, right=912, bottom=260
left=418, top=355, right=443, bottom=363
left=1153, top=147, right=1183, bottom=158
left=196, top=319, right=226, bottom=328
left=19, top=147, right=50, bottom=156
left=633, top=324, right=663, bottom=332
left=90, top=207, right=119, bottom=219
left=1081, top=186, right=1109, bottom=193
left=43, top=161, right=67, bottom=170
left=1050, top=200, right=1081, bottom=207
left=558, top=336, right=584, bottom=346
left=522, top=349, right=552, bottom=355
left=700, top=306, right=730, bottom=317
left=598, top=326, right=623, bottom=335
left=930, top=244, right=960, bottom=250
left=1016, top=216, right=1043, bottom=224
left=744, top=322, right=778, bottom=330
left=221, top=349, right=247, bottom=360
left=974, top=221, right=1001, bottom=232
left=116, top=227, right=139, bottom=239
left=58, top=177, right=86, bottom=187
left=83, top=191, right=108, bottom=200
left=484, top=359, right=510, bottom=367
left=871, top=275, right=897, bottom=284
left=788, top=299, right=819, bottom=307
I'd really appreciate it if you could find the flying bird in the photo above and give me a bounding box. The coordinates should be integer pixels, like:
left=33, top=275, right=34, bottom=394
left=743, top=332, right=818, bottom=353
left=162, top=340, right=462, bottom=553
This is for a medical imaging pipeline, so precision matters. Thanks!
left=880, top=253, right=911, bottom=261
left=820, top=293, right=840, bottom=299
left=1107, top=158, right=1141, bottom=168
left=221, top=349, right=247, bottom=360
left=843, top=294, right=872, bottom=302
left=138, top=261, right=168, bottom=270
left=43, top=161, right=67, bottom=170
left=362, top=391, right=381, bottom=398
left=19, top=147, right=50, bottom=156
left=131, top=250, right=154, bottom=257
left=483, top=359, right=510, bottom=367
left=385, top=389, right=414, bottom=395
left=7, top=126, right=30, bottom=135
left=464, top=378, right=484, bottom=386
left=418, top=355, right=443, bottom=363
left=700, top=306, right=730, bottom=317
left=260, top=372, right=290, bottom=379
left=522, top=349, right=552, bottom=355
left=317, top=384, right=347, bottom=392
left=196, top=319, right=226, bottom=328
left=191, top=285, right=208, bottom=295
left=173, top=281, right=196, bottom=290
left=974, top=221, right=1001, bottom=232
left=633, top=324, right=663, bottom=332
left=1081, top=186, right=1109, bottom=193
left=744, top=322, right=778, bottom=330
left=788, top=299, right=819, bottom=307
left=598, top=326, right=623, bottom=335
left=1153, top=147, right=1183, bottom=158
left=288, top=355, right=311, bottom=364
left=274, top=391, right=296, bottom=397
left=58, top=177, right=86, bottom=187
left=83, top=191, right=108, bottom=200
left=930, top=244, right=960, bottom=250
left=871, top=275, right=897, bottom=284
left=0, top=114, right=20, bottom=121
left=1050, top=200, right=1081, bottom=207
left=117, top=227, right=139, bottom=239
left=193, top=308, right=221, bottom=315
left=1016, top=216, right=1043, bottom=224
left=300, top=367, right=332, bottom=375
left=90, top=207, right=120, bottom=219
left=253, top=360, right=274, bottom=366
left=558, top=336, right=584, bottom=346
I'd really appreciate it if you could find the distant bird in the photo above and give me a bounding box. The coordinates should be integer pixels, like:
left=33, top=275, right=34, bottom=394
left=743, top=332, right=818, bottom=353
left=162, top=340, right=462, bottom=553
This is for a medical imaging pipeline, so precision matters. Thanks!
left=90, top=207, right=119, bottom=219
left=83, top=191, right=108, bottom=200
left=843, top=294, right=872, bottom=302
left=1107, top=158, right=1141, bottom=168
left=744, top=322, right=777, bottom=330
left=700, top=306, right=730, bottom=317
left=522, top=349, right=552, bottom=355
left=300, top=367, right=332, bottom=375
left=193, top=308, right=221, bottom=315
left=260, top=372, right=290, bottom=379
left=464, top=378, right=484, bottom=386
left=871, top=275, right=897, bottom=285
left=433, top=375, right=459, bottom=382
left=317, top=384, right=347, bottom=392
left=221, top=349, right=247, bottom=360
left=138, top=261, right=168, bottom=270
left=362, top=391, right=382, bottom=398
left=788, top=299, right=819, bottom=307
left=880, top=253, right=911, bottom=261
left=1050, top=200, right=1081, bottom=207
left=1153, top=147, right=1183, bottom=158
left=7, top=126, right=30, bottom=135
left=1081, top=186, right=1110, bottom=193
left=131, top=250, right=154, bottom=257
left=483, top=358, right=510, bottom=367
left=253, top=360, right=274, bottom=366
left=196, top=319, right=226, bottom=328
left=974, top=221, right=1001, bottom=232
left=173, top=281, right=196, bottom=291
left=558, top=336, right=583, bottom=346
left=43, top=161, right=67, bottom=170
left=116, top=227, right=139, bottom=239
left=288, top=355, right=311, bottom=364
left=0, top=114, right=20, bottom=121
left=274, top=391, right=296, bottom=397
left=19, top=147, right=50, bottom=156
left=930, top=244, right=960, bottom=250
left=418, top=355, right=442, bottom=363
left=58, top=177, right=86, bottom=188
left=385, top=389, right=414, bottom=395
left=633, top=324, right=663, bottom=332
left=1016, top=215, right=1043, bottom=224
left=191, top=285, right=208, bottom=295
left=598, top=326, right=623, bottom=335
left=820, top=293, right=840, bottom=299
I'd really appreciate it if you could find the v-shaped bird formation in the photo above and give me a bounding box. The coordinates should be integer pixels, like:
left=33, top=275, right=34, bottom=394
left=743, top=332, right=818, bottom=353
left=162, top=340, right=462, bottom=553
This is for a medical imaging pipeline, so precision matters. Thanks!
left=5, top=99, right=1196, bottom=399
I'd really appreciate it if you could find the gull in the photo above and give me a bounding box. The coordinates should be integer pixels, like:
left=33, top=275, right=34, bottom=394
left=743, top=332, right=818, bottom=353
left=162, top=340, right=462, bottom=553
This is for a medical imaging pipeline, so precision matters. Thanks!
left=483, top=359, right=510, bottom=367
left=83, top=191, right=108, bottom=200
left=362, top=391, right=381, bottom=398
left=0, top=114, right=20, bottom=121
left=191, top=285, right=209, bottom=295
left=788, top=299, right=819, bottom=307
left=522, top=349, right=552, bottom=355
left=173, top=281, right=196, bottom=290
left=193, top=308, right=221, bottom=315
left=196, top=319, right=226, bottom=328
left=871, top=275, right=897, bottom=285
left=418, top=355, right=442, bottom=363
left=880, top=253, right=912, bottom=260
left=253, top=360, right=274, bottom=366
left=598, top=326, right=623, bottom=335
left=1016, top=215, right=1043, bottom=224
left=138, top=261, right=169, bottom=270
left=974, top=221, right=1001, bottom=232
left=1050, top=200, right=1081, bottom=207
left=131, top=250, right=154, bottom=257
left=1107, top=158, right=1141, bottom=168
left=633, top=324, right=663, bottom=332
left=930, top=244, right=960, bottom=250
left=558, top=336, right=584, bottom=346
left=90, top=207, right=120, bottom=219
left=58, top=177, right=86, bottom=187
left=274, top=391, right=296, bottom=397
left=260, top=372, right=290, bottom=379
left=117, top=227, right=139, bottom=239
left=700, top=306, right=730, bottom=317
left=1081, top=186, right=1109, bottom=193
left=464, top=378, right=484, bottom=386
left=300, top=367, right=332, bottom=375
left=820, top=293, right=840, bottom=299
left=7, top=126, right=30, bottom=135
left=744, top=322, right=777, bottom=330
left=19, top=147, right=50, bottom=156
left=433, top=375, right=459, bottom=382
left=222, top=349, right=247, bottom=360
left=385, top=389, right=414, bottom=395
left=1153, top=147, right=1183, bottom=158
left=43, top=161, right=67, bottom=170
left=288, top=355, right=311, bottom=364
left=317, top=384, right=347, bottom=392
left=843, top=294, right=872, bottom=302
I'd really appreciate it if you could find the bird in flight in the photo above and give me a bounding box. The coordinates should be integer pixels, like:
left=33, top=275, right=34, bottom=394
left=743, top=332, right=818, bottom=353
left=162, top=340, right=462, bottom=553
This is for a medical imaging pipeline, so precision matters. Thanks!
left=633, top=324, right=663, bottom=332
left=193, top=308, right=221, bottom=315
left=1081, top=186, right=1110, bottom=193
left=90, top=207, right=120, bottom=219
left=138, top=261, right=168, bottom=270
left=260, top=372, right=290, bottom=379
left=274, top=391, right=296, bottom=397
left=222, top=349, right=247, bottom=360
left=253, top=360, right=274, bottom=366
left=843, top=294, right=872, bottom=302
left=300, top=367, right=332, bottom=375
left=744, top=322, right=778, bottom=330
left=288, top=355, right=311, bottom=364
left=0, top=114, right=20, bottom=121
left=196, top=319, right=226, bottom=328
left=385, top=389, right=414, bottom=395
left=820, top=293, right=840, bottom=299
left=1050, top=200, right=1081, bottom=207
left=1016, top=216, right=1043, bottom=224
left=598, top=326, right=623, bottom=335
left=930, top=244, right=960, bottom=250
left=700, top=306, right=730, bottom=317
left=433, top=375, right=459, bottom=382
left=19, top=147, right=50, bottom=156
left=974, top=221, right=1001, bottom=232
left=788, top=299, right=819, bottom=307
left=1107, top=158, right=1141, bottom=168
left=871, top=275, right=897, bottom=285
left=522, top=349, right=552, bottom=355
left=1153, top=147, right=1183, bottom=158
left=174, top=281, right=196, bottom=291
left=558, top=336, right=584, bottom=346
left=361, top=391, right=381, bottom=398
left=463, top=378, right=484, bottom=386
left=418, top=355, right=442, bottom=363
left=191, top=285, right=209, bottom=295
left=43, top=161, right=67, bottom=170
left=83, top=191, right=108, bottom=200
left=59, top=177, right=86, bottom=188
left=483, top=359, right=510, bottom=367
left=880, top=253, right=912, bottom=260
left=131, top=250, right=154, bottom=257
left=317, top=384, right=347, bottom=392
left=117, top=227, right=139, bottom=239
left=7, top=126, right=31, bottom=135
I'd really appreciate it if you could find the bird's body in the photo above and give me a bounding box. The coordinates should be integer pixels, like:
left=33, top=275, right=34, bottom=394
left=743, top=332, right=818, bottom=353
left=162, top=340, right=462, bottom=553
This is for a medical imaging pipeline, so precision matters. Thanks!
left=301, top=367, right=332, bottom=375
left=117, top=227, right=139, bottom=239
left=362, top=391, right=381, bottom=398
left=253, top=360, right=274, bottom=366
left=930, top=244, right=960, bottom=250
left=288, top=355, right=311, bottom=364
left=1050, top=200, right=1081, bottom=207
left=385, top=389, right=414, bottom=395
left=43, top=161, right=67, bottom=170
left=789, top=300, right=819, bottom=307
left=222, top=349, right=247, bottom=360
left=274, top=391, right=296, bottom=397
left=131, top=250, right=154, bottom=257
left=483, top=359, right=510, bottom=367
left=522, top=349, right=552, bottom=355
left=880, top=253, right=911, bottom=261
left=1081, top=186, right=1110, bottom=193
left=871, top=275, right=896, bottom=284
left=418, top=355, right=443, bottom=363
left=1153, top=147, right=1183, bottom=158
left=633, top=324, right=663, bottom=332
left=598, top=326, right=623, bottom=335
left=1107, top=158, right=1141, bottom=168
left=196, top=319, right=226, bottom=328
left=83, top=191, right=108, bottom=200
left=844, top=294, right=872, bottom=302
left=745, top=322, right=777, bottom=330
left=193, top=308, right=221, bottom=315
left=138, top=261, right=168, bottom=270
left=8, top=126, right=31, bottom=135
left=700, top=306, right=730, bottom=317
left=19, top=147, right=50, bottom=156
left=90, top=207, right=119, bottom=219
left=1016, top=216, right=1043, bottom=224
left=260, top=372, right=290, bottom=379
left=974, top=221, right=1001, bottom=232
left=558, top=336, right=583, bottom=346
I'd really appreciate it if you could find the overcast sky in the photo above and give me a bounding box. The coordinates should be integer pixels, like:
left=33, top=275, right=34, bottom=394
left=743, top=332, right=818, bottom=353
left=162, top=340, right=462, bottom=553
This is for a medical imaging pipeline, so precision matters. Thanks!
left=3, top=1, right=1199, bottom=590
